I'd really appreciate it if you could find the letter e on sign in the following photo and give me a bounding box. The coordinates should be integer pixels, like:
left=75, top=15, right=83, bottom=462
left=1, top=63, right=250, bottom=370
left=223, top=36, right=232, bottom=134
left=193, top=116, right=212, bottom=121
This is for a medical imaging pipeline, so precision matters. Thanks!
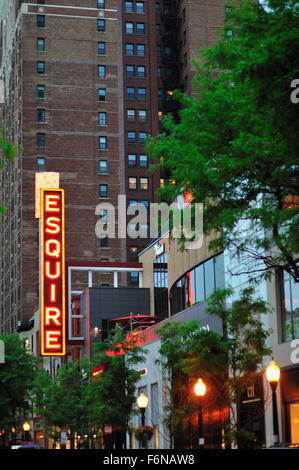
left=40, top=189, right=66, bottom=356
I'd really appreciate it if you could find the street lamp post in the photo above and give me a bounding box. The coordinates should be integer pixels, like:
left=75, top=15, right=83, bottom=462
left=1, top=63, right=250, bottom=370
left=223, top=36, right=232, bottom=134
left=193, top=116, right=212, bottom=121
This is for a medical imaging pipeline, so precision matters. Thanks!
left=266, top=359, right=280, bottom=446
left=194, top=378, right=206, bottom=449
left=22, top=422, right=31, bottom=443
left=137, top=392, right=148, bottom=427
left=137, top=392, right=148, bottom=449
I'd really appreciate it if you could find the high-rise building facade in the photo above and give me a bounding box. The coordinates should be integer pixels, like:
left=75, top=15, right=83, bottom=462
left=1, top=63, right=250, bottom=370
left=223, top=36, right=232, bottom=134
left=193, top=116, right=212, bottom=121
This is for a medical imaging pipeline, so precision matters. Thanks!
left=0, top=0, right=226, bottom=332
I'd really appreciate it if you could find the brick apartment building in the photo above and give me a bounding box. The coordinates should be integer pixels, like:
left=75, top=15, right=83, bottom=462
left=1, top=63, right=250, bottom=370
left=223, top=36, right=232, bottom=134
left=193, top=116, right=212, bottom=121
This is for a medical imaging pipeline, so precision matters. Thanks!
left=0, top=0, right=226, bottom=333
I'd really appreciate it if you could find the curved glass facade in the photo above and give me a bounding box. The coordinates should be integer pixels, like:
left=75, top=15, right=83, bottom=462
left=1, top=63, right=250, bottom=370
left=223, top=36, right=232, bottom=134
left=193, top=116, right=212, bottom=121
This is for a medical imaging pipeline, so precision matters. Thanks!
left=170, top=253, right=225, bottom=315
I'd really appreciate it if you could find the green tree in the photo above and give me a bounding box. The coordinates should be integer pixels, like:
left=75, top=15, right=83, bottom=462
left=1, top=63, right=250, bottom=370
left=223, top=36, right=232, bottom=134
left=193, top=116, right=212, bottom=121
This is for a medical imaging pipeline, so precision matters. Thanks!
left=147, top=0, right=299, bottom=281
left=157, top=287, right=272, bottom=448
left=90, top=326, right=147, bottom=449
left=0, top=335, right=40, bottom=443
left=0, top=133, right=18, bottom=213
left=32, top=359, right=93, bottom=449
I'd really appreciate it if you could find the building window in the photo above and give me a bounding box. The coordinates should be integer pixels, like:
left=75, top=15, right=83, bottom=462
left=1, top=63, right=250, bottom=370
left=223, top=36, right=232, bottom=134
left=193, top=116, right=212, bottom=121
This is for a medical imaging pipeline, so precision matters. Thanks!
left=98, top=65, right=106, bottom=79
left=170, top=254, right=225, bottom=315
left=227, top=30, right=234, bottom=38
left=139, top=154, right=148, bottom=167
left=99, top=184, right=108, bottom=198
left=36, top=157, right=45, bottom=171
left=37, top=133, right=45, bottom=148
left=130, top=271, right=139, bottom=284
left=154, top=253, right=168, bottom=316
left=155, top=3, right=161, bottom=14
left=127, top=87, right=135, bottom=99
left=37, top=15, right=45, bottom=28
left=37, top=61, right=45, bottom=74
left=100, top=235, right=109, bottom=248
left=97, top=0, right=105, bottom=8
left=282, top=271, right=299, bottom=342
left=98, top=112, right=107, bottom=126
left=37, top=38, right=45, bottom=51
left=37, top=85, right=45, bottom=99
left=125, top=22, right=134, bottom=34
left=99, top=136, right=108, bottom=149
left=139, top=132, right=147, bottom=144
left=127, top=109, right=135, bottom=121
left=98, top=42, right=106, bottom=55
left=126, top=65, right=135, bottom=78
left=125, top=43, right=134, bottom=56
left=97, top=19, right=106, bottom=32
left=37, top=109, right=45, bottom=123
left=128, top=154, right=137, bottom=166
left=128, top=131, right=136, bottom=143
left=156, top=45, right=161, bottom=56
left=136, top=44, right=145, bottom=56
left=137, top=65, right=146, bottom=78
left=124, top=1, right=133, bottom=12
left=99, top=160, right=108, bottom=174
left=129, top=177, right=137, bottom=190
left=98, top=88, right=106, bottom=102
left=129, top=199, right=138, bottom=206
left=141, top=200, right=149, bottom=207
left=137, top=87, right=146, bottom=100
left=136, top=2, right=145, bottom=14
left=138, top=110, right=147, bottom=122
left=140, top=177, right=148, bottom=190
left=136, top=23, right=145, bottom=34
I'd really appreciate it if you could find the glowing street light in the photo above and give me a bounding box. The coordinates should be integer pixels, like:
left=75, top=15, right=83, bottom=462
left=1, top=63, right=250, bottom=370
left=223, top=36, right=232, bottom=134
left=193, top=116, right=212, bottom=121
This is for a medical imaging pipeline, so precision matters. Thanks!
left=266, top=359, right=281, bottom=445
left=194, top=378, right=206, bottom=449
left=137, top=392, right=148, bottom=427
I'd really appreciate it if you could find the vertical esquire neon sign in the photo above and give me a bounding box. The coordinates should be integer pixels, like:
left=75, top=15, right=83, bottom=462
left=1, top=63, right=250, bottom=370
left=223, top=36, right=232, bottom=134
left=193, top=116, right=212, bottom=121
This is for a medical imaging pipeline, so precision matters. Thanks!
left=40, top=188, right=66, bottom=356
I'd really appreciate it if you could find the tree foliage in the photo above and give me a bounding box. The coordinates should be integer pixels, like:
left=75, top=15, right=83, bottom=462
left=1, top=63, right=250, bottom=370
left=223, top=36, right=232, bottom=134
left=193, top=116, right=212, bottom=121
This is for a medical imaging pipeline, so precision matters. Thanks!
left=157, top=287, right=272, bottom=448
left=90, top=327, right=147, bottom=447
left=0, top=132, right=18, bottom=213
left=0, top=335, right=40, bottom=431
left=147, top=0, right=299, bottom=281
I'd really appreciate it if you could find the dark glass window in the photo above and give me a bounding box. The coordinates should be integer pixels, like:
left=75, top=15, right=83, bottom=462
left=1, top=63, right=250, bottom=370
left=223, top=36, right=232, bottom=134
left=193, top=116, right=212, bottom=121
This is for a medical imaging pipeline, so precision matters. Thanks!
left=124, top=1, right=133, bottom=12
left=136, top=2, right=145, bottom=14
left=99, top=136, right=108, bottom=149
left=98, top=42, right=106, bottom=55
left=98, top=0, right=105, bottom=8
left=97, top=19, right=106, bottom=31
left=99, top=184, right=108, bottom=198
left=139, top=154, right=148, bottom=167
left=37, top=133, right=45, bottom=148
left=128, top=154, right=137, bottom=166
left=98, top=65, right=106, bottom=78
left=136, top=44, right=145, bottom=56
left=98, top=112, right=107, bottom=126
left=98, top=88, right=106, bottom=101
left=37, top=85, right=45, bottom=99
left=204, top=258, right=215, bottom=297
left=282, top=271, right=299, bottom=341
left=127, top=87, right=135, bottom=99
left=154, top=252, right=168, bottom=316
left=125, top=22, right=134, bottom=34
left=37, top=38, right=45, bottom=51
left=136, top=23, right=145, bottom=34
left=137, top=65, right=146, bottom=78
left=99, top=160, right=108, bottom=174
left=36, top=157, right=45, bottom=171
left=37, top=15, right=45, bottom=28
left=128, top=131, right=136, bottom=143
left=37, top=61, right=45, bottom=74
left=125, top=43, right=134, bottom=55
left=137, top=87, right=146, bottom=100
left=37, top=109, right=45, bottom=123
left=100, top=236, right=109, bottom=248
left=126, top=65, right=135, bottom=77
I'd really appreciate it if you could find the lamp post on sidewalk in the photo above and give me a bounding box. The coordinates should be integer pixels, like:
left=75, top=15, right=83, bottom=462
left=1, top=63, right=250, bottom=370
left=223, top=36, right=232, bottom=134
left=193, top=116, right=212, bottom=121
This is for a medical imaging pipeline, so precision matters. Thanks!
left=266, top=359, right=280, bottom=445
left=137, top=392, right=148, bottom=427
left=194, top=378, right=206, bottom=449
